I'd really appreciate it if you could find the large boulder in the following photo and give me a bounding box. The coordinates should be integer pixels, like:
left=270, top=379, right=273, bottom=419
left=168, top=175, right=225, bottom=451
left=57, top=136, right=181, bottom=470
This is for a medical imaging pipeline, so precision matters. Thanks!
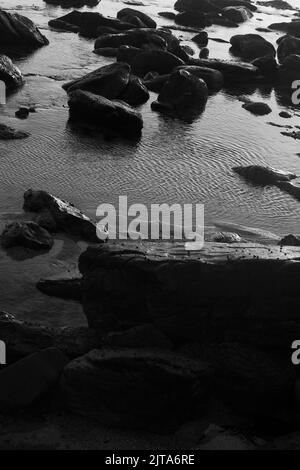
left=116, top=45, right=142, bottom=64
left=251, top=55, right=278, bottom=77
left=119, top=75, right=150, bottom=106
left=68, top=89, right=143, bottom=134
left=257, top=0, right=295, bottom=9
left=175, top=11, right=210, bottom=28
left=187, top=57, right=260, bottom=82
left=0, top=55, right=23, bottom=90
left=1, top=222, right=53, bottom=251
left=23, top=189, right=100, bottom=242
left=277, top=35, right=300, bottom=63
left=232, top=165, right=297, bottom=185
left=62, top=62, right=130, bottom=99
left=61, top=348, right=210, bottom=430
left=175, top=65, right=224, bottom=90
left=230, top=34, right=275, bottom=59
left=0, top=8, right=49, bottom=49
left=278, top=54, right=300, bottom=82
left=131, top=50, right=185, bottom=77
left=174, top=0, right=220, bottom=13
left=117, top=8, right=157, bottom=28
left=151, top=69, right=208, bottom=116
left=0, top=348, right=68, bottom=409
left=269, top=20, right=300, bottom=38
left=222, top=6, right=253, bottom=22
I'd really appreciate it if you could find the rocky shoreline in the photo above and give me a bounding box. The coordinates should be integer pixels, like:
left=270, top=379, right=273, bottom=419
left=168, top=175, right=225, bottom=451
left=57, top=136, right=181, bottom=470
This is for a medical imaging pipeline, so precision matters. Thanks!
left=0, top=0, right=300, bottom=450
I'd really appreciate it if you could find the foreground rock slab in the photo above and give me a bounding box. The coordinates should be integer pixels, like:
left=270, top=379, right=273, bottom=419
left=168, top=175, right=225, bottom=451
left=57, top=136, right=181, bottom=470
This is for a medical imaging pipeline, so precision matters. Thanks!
left=0, top=123, right=29, bottom=140
left=61, top=348, right=210, bottom=431
left=233, top=165, right=297, bottom=185
left=23, top=189, right=101, bottom=242
left=0, top=348, right=68, bottom=410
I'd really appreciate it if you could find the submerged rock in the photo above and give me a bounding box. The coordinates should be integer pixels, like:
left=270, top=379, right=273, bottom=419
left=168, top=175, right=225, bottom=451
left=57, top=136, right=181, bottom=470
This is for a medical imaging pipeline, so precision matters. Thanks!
left=0, top=55, right=23, bottom=90
left=0, top=348, right=68, bottom=410
left=61, top=348, right=210, bottom=431
left=68, top=89, right=143, bottom=134
left=233, top=165, right=297, bottom=185
left=0, top=8, right=49, bottom=49
left=23, top=189, right=101, bottom=242
left=0, top=124, right=29, bottom=140
left=242, top=101, right=272, bottom=115
left=62, top=62, right=130, bottom=99
left=1, top=222, right=53, bottom=251
left=151, top=69, right=208, bottom=117
left=230, top=33, right=275, bottom=59
left=278, top=234, right=300, bottom=246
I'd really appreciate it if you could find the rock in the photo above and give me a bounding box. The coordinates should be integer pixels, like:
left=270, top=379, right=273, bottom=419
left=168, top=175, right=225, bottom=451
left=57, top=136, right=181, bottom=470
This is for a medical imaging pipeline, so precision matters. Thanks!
left=279, top=111, right=291, bottom=118
left=36, top=277, right=82, bottom=300
left=175, top=65, right=223, bottom=90
left=106, top=323, right=173, bottom=348
left=278, top=234, right=300, bottom=246
left=269, top=20, right=300, bottom=38
left=196, top=430, right=255, bottom=450
left=62, top=62, right=130, bottom=99
left=15, top=107, right=30, bottom=119
left=192, top=31, right=208, bottom=47
left=23, top=189, right=100, bottom=243
left=143, top=73, right=170, bottom=92
left=277, top=35, right=300, bottom=63
left=277, top=180, right=300, bottom=201
left=44, top=0, right=100, bottom=7
left=116, top=45, right=142, bottom=64
left=213, top=0, right=257, bottom=10
left=222, top=6, right=253, bottom=23
left=94, top=29, right=166, bottom=49
left=199, top=47, right=209, bottom=58
left=187, top=57, right=260, bottom=82
left=278, top=54, right=300, bottom=82
left=211, top=16, right=238, bottom=27
left=119, top=75, right=150, bottom=106
left=117, top=8, right=157, bottom=28
left=230, top=34, right=275, bottom=59
left=0, top=311, right=99, bottom=360
left=0, top=8, right=49, bottom=49
left=61, top=348, right=210, bottom=430
left=212, top=232, right=242, bottom=243
left=242, top=101, right=272, bottom=115
left=251, top=55, right=278, bottom=76
left=68, top=89, right=143, bottom=135
left=93, top=47, right=118, bottom=57
left=257, top=0, right=294, bottom=9
left=151, top=69, right=208, bottom=117
left=181, top=44, right=195, bottom=56
left=131, top=50, right=185, bottom=77
left=158, top=12, right=177, bottom=20
left=1, top=222, right=53, bottom=251
left=174, top=0, right=220, bottom=13
left=175, top=11, right=209, bottom=28
left=0, top=123, right=29, bottom=140
left=0, top=348, right=68, bottom=409
left=0, top=55, right=23, bottom=90
left=233, top=164, right=297, bottom=185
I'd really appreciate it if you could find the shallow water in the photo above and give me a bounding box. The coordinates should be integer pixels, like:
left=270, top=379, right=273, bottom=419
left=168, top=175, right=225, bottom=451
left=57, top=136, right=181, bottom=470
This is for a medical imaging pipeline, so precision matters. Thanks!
left=0, top=0, right=299, bottom=325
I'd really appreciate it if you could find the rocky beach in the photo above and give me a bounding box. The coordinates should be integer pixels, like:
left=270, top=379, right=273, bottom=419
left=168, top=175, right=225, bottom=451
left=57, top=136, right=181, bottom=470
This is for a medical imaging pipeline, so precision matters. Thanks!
left=0, top=0, right=300, bottom=451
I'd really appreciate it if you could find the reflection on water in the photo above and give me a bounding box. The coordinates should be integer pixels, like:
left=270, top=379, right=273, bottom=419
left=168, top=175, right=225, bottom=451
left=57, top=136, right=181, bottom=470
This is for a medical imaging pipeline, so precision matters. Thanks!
left=0, top=0, right=299, bottom=324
